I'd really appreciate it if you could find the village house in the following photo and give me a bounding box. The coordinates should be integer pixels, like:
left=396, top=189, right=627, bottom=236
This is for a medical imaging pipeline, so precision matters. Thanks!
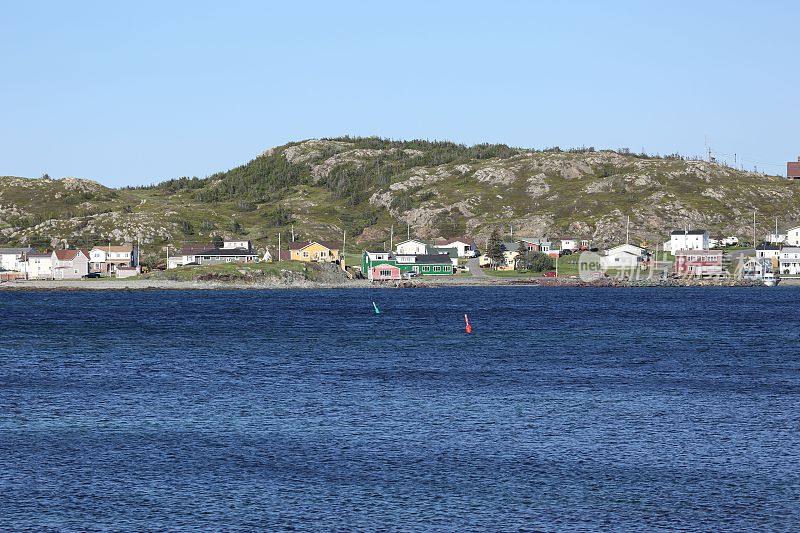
left=0, top=247, right=33, bottom=272
left=668, top=230, right=709, bottom=255
left=395, top=239, right=429, bottom=255
left=171, top=240, right=259, bottom=268
left=788, top=157, right=800, bottom=180
left=221, top=240, right=251, bottom=251
left=88, top=243, right=137, bottom=274
left=288, top=241, right=340, bottom=263
left=755, top=243, right=781, bottom=261
left=786, top=226, right=800, bottom=246
left=361, top=250, right=454, bottom=279
left=432, top=237, right=476, bottom=257
left=741, top=257, right=773, bottom=280
left=766, top=232, right=786, bottom=245
left=193, top=247, right=259, bottom=266
left=673, top=249, right=724, bottom=277
left=560, top=238, right=578, bottom=252
left=779, top=247, right=800, bottom=275
left=25, top=252, right=53, bottom=279
left=600, top=244, right=647, bottom=270
left=51, top=249, right=89, bottom=279
left=517, top=237, right=551, bottom=253
left=479, top=242, right=520, bottom=270
left=369, top=263, right=402, bottom=282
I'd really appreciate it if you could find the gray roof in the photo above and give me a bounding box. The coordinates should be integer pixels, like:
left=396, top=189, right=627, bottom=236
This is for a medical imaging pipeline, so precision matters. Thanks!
left=0, top=247, right=34, bottom=254
left=670, top=230, right=707, bottom=235
left=193, top=248, right=259, bottom=257
left=414, top=254, right=454, bottom=265
left=501, top=242, right=520, bottom=252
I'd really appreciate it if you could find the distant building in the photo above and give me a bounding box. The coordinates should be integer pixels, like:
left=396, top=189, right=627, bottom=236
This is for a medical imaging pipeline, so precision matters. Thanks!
left=395, top=239, right=429, bottom=256
left=674, top=249, right=724, bottom=277
left=600, top=244, right=647, bottom=270
left=51, top=249, right=89, bottom=279
left=779, top=247, right=800, bottom=275
left=171, top=242, right=259, bottom=268
left=788, top=157, right=800, bottom=179
left=432, top=237, right=476, bottom=257
left=89, top=244, right=137, bottom=274
left=193, top=248, right=259, bottom=266
left=26, top=252, right=53, bottom=279
left=288, top=241, right=340, bottom=263
left=369, top=263, right=402, bottom=282
left=786, top=226, right=800, bottom=246
left=668, top=230, right=709, bottom=255
left=755, top=243, right=781, bottom=261
left=741, top=257, right=772, bottom=280
left=766, top=233, right=787, bottom=244
left=0, top=247, right=33, bottom=272
left=479, top=242, right=519, bottom=270
left=222, top=240, right=252, bottom=251
left=360, top=250, right=454, bottom=279
left=560, top=238, right=578, bottom=251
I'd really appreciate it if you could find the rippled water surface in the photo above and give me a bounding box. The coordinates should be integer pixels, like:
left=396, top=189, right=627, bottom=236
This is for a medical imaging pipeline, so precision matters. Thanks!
left=2, top=287, right=800, bottom=530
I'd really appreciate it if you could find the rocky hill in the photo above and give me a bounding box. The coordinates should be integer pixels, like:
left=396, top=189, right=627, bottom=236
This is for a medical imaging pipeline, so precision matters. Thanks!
left=2, top=137, right=798, bottom=260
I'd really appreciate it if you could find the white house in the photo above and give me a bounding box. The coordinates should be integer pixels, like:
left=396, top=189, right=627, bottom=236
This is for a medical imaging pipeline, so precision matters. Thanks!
left=432, top=237, right=476, bottom=257
left=560, top=239, right=578, bottom=251
left=779, top=247, right=800, bottom=275
left=89, top=244, right=137, bottom=274
left=0, top=247, right=33, bottom=272
left=668, top=230, right=709, bottom=255
left=741, top=257, right=772, bottom=280
left=755, top=243, right=781, bottom=260
left=395, top=239, right=428, bottom=255
left=600, top=244, right=647, bottom=270
left=786, top=226, right=800, bottom=246
left=51, top=249, right=89, bottom=279
left=479, top=242, right=519, bottom=270
left=222, top=239, right=252, bottom=251
left=25, top=252, right=53, bottom=279
left=766, top=233, right=787, bottom=245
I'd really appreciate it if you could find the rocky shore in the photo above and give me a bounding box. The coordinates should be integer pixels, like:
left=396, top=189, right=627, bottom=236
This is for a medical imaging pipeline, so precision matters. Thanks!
left=1, top=275, right=787, bottom=291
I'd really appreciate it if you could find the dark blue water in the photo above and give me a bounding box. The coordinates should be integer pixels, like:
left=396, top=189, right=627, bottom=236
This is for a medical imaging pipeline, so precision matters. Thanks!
left=1, top=287, right=799, bottom=531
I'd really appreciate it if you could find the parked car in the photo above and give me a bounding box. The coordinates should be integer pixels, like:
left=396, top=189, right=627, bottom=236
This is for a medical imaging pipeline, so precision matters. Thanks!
left=543, top=271, right=557, bottom=278
left=82, top=272, right=101, bottom=279
left=402, top=271, right=419, bottom=279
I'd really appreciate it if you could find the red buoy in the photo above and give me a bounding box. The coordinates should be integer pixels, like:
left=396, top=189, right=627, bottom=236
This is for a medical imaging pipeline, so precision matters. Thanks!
left=464, top=314, right=473, bottom=334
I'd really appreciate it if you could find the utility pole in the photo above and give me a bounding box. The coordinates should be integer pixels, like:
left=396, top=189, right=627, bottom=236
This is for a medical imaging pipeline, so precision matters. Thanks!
left=165, top=244, right=169, bottom=270
left=390, top=225, right=394, bottom=250
left=626, top=216, right=630, bottom=245
left=407, top=223, right=410, bottom=240
left=753, top=210, right=757, bottom=247
left=291, top=224, right=295, bottom=242
left=510, top=225, right=513, bottom=239
left=342, top=229, right=346, bottom=271
left=278, top=232, right=281, bottom=262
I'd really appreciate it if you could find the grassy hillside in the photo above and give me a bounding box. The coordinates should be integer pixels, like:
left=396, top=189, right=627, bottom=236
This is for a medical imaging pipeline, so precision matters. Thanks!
left=2, top=137, right=799, bottom=265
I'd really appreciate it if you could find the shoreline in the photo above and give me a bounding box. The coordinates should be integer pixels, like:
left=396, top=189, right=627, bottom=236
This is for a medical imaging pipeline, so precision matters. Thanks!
left=0, top=276, right=792, bottom=291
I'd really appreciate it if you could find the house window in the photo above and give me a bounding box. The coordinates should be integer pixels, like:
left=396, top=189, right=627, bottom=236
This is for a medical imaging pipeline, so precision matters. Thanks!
left=433, top=266, right=441, bottom=272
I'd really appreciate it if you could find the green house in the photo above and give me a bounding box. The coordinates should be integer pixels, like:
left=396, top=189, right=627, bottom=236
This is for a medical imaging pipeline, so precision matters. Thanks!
left=362, top=250, right=454, bottom=278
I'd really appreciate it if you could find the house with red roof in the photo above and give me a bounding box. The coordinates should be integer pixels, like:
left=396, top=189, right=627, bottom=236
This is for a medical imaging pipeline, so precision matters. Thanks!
left=51, top=249, right=89, bottom=279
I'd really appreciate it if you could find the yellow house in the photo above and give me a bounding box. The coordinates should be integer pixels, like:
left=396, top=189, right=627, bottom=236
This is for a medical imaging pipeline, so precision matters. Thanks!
left=288, top=241, right=341, bottom=263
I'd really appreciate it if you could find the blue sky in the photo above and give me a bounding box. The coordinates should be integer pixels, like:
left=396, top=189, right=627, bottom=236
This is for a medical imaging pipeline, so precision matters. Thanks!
left=2, top=1, right=798, bottom=186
